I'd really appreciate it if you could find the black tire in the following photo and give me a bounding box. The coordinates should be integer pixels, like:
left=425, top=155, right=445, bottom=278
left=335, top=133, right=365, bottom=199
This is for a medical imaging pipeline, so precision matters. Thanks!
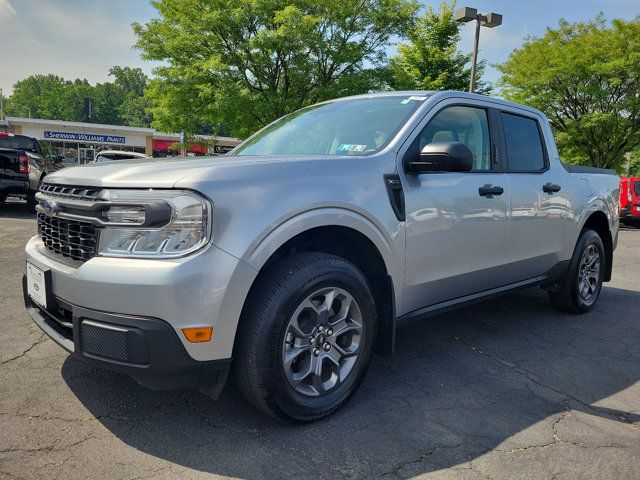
left=548, top=229, right=605, bottom=313
left=234, top=252, right=377, bottom=423
left=26, top=191, right=37, bottom=211
left=627, top=219, right=640, bottom=229
left=0, top=192, right=7, bottom=203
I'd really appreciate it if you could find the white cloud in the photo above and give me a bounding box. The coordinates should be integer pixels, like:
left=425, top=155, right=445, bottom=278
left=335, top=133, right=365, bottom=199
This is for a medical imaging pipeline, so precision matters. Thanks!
left=0, top=0, right=16, bottom=23
left=0, top=0, right=159, bottom=94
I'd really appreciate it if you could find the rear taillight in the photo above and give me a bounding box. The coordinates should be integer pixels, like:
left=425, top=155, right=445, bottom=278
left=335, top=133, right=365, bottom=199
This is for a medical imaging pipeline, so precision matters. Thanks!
left=19, top=155, right=29, bottom=174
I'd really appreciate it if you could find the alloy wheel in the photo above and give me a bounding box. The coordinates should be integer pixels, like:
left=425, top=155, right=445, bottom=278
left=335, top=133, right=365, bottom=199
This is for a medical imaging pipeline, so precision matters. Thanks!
left=578, top=243, right=600, bottom=303
left=281, top=287, right=363, bottom=397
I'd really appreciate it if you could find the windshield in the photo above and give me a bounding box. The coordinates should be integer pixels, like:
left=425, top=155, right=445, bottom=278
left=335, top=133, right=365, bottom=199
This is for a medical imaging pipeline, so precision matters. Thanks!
left=234, top=95, right=429, bottom=156
left=0, top=135, right=39, bottom=153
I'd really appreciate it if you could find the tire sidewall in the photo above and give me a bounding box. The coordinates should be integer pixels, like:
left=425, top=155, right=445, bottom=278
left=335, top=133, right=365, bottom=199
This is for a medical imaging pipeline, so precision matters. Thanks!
left=253, top=257, right=376, bottom=421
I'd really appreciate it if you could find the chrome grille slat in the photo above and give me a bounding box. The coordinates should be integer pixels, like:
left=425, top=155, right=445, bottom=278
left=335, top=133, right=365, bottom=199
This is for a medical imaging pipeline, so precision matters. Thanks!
left=37, top=213, right=98, bottom=262
left=37, top=183, right=102, bottom=263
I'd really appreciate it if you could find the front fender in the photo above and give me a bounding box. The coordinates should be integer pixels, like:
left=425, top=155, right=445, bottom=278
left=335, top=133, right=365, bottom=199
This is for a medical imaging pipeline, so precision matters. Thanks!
left=241, top=206, right=404, bottom=307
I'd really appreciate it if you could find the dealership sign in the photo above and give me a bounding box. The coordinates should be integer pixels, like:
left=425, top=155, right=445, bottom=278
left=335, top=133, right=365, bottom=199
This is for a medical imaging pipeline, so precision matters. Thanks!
left=44, top=131, right=126, bottom=144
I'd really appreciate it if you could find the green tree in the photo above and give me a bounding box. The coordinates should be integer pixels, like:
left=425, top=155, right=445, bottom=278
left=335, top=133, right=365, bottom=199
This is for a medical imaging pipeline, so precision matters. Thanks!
left=4, top=67, right=153, bottom=127
left=109, top=66, right=148, bottom=97
left=498, top=16, right=640, bottom=171
left=108, top=66, right=153, bottom=127
left=388, top=2, right=488, bottom=93
left=627, top=149, right=640, bottom=177
left=6, top=75, right=71, bottom=119
left=133, top=0, right=419, bottom=137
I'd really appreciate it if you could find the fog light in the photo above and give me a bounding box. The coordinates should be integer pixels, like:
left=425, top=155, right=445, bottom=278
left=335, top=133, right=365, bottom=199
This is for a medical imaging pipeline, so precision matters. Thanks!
left=182, top=327, right=213, bottom=343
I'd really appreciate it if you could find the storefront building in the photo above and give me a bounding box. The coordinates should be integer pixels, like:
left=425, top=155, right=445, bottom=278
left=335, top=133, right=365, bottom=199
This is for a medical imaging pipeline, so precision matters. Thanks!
left=1, top=117, right=240, bottom=164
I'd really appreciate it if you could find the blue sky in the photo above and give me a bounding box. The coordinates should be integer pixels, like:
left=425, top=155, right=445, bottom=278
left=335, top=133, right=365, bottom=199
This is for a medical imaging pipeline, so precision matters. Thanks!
left=0, top=0, right=638, bottom=95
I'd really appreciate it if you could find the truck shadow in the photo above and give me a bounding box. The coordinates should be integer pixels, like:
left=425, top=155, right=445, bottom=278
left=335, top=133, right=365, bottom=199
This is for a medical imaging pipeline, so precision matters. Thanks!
left=61, top=285, right=640, bottom=479
left=0, top=199, right=35, bottom=219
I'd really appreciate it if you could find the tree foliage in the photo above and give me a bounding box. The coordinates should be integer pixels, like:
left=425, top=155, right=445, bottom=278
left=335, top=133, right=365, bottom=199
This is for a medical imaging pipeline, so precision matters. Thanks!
left=4, top=67, right=152, bottom=127
left=388, top=2, right=488, bottom=93
left=134, top=0, right=419, bottom=137
left=498, top=16, right=640, bottom=171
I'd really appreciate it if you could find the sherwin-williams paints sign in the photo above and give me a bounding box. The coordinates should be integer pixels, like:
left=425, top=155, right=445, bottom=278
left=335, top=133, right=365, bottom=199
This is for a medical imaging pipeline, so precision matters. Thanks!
left=44, top=131, right=126, bottom=144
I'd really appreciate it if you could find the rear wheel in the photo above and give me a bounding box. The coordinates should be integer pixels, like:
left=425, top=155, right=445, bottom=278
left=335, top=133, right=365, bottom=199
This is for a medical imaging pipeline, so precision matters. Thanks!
left=234, top=252, right=376, bottom=422
left=548, top=229, right=605, bottom=313
left=0, top=192, right=7, bottom=203
left=26, top=191, right=37, bottom=211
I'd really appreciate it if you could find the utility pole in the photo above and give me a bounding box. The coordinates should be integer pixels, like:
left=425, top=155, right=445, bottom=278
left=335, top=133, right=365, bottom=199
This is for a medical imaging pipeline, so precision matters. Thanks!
left=0, top=88, right=4, bottom=120
left=455, top=7, right=503, bottom=93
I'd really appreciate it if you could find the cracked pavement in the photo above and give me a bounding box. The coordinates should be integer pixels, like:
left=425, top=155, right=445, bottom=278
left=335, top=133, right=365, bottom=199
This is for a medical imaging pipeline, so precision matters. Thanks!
left=1, top=200, right=640, bottom=479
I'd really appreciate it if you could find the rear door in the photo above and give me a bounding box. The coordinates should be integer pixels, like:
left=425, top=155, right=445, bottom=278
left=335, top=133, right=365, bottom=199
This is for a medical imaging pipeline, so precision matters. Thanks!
left=499, top=110, right=569, bottom=283
left=399, top=99, right=509, bottom=313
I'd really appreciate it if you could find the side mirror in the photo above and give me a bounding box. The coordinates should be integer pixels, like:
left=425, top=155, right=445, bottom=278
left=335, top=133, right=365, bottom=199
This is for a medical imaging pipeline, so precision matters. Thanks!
left=407, top=141, right=473, bottom=173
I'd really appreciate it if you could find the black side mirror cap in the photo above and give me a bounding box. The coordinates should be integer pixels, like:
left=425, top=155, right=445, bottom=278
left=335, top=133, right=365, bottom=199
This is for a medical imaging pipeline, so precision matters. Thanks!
left=407, top=141, right=474, bottom=173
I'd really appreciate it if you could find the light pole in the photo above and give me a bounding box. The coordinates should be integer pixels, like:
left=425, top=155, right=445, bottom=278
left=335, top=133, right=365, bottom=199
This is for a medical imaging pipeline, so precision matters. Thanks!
left=11, top=102, right=32, bottom=118
left=455, top=7, right=502, bottom=93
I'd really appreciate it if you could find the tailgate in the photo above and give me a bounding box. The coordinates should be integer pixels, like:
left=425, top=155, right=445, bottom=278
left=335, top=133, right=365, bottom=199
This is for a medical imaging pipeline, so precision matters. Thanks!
left=0, top=149, right=28, bottom=181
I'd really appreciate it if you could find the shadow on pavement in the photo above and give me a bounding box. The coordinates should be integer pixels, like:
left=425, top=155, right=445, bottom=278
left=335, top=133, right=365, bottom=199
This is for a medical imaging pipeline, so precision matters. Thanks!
left=62, top=285, right=640, bottom=479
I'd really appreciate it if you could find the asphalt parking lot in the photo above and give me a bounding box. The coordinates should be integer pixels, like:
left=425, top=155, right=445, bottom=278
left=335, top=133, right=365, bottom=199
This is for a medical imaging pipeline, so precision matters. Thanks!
left=1, top=199, right=639, bottom=480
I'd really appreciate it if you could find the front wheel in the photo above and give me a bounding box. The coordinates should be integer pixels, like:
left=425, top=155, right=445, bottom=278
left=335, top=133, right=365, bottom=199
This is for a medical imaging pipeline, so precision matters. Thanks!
left=548, top=229, right=605, bottom=313
left=234, top=252, right=376, bottom=422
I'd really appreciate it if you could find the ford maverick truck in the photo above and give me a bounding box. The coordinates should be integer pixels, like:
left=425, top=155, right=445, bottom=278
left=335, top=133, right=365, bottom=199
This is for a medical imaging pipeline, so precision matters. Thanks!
left=23, top=91, right=619, bottom=422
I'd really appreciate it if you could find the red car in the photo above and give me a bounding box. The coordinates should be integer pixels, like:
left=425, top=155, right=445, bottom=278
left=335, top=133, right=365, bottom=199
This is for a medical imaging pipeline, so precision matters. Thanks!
left=620, top=177, right=640, bottom=227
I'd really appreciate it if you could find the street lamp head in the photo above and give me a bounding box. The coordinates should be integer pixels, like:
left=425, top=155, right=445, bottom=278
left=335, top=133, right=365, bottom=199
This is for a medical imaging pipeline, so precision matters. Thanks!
left=482, top=12, right=503, bottom=28
left=455, top=6, right=478, bottom=23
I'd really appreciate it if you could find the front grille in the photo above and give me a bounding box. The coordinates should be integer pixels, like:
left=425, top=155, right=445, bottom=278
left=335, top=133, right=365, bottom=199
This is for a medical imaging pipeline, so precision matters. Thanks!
left=38, top=213, right=97, bottom=262
left=39, top=183, right=102, bottom=200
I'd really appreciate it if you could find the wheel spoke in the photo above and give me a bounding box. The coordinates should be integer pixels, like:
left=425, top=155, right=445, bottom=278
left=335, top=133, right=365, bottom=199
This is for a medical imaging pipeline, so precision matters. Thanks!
left=283, top=345, right=310, bottom=369
left=310, top=356, right=326, bottom=395
left=325, top=347, right=342, bottom=367
left=333, top=322, right=362, bottom=338
left=288, top=316, right=308, bottom=339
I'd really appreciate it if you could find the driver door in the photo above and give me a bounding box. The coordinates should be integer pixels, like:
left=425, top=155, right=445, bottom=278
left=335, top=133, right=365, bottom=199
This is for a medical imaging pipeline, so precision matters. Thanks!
left=399, top=101, right=509, bottom=314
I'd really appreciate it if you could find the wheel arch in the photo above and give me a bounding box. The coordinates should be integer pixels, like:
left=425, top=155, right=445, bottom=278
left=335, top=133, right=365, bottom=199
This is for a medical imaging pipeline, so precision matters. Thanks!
left=238, top=216, right=400, bottom=356
left=581, top=210, right=613, bottom=282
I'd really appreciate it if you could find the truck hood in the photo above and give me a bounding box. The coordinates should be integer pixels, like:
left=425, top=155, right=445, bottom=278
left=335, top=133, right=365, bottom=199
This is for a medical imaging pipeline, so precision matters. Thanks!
left=41, top=155, right=351, bottom=188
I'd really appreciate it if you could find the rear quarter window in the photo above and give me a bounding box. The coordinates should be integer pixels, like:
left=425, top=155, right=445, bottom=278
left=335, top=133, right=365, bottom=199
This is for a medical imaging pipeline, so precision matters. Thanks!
left=501, top=113, right=546, bottom=172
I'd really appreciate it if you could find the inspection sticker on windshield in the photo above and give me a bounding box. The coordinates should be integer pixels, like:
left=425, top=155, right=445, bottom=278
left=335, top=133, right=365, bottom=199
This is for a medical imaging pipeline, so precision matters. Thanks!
left=401, top=96, right=428, bottom=104
left=337, top=144, right=367, bottom=153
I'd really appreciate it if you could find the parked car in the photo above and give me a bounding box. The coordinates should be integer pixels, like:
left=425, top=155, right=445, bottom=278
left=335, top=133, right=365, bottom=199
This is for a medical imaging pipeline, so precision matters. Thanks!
left=92, top=150, right=149, bottom=163
left=620, top=177, right=640, bottom=227
left=0, top=132, right=61, bottom=209
left=23, top=91, right=619, bottom=422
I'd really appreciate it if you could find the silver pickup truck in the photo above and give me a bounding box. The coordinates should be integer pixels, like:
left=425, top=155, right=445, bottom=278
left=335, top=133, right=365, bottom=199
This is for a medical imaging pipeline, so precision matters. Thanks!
left=23, top=91, right=619, bottom=422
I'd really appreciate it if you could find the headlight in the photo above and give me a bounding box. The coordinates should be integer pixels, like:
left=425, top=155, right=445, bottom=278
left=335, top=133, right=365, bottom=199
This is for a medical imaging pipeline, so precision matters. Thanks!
left=96, top=189, right=212, bottom=258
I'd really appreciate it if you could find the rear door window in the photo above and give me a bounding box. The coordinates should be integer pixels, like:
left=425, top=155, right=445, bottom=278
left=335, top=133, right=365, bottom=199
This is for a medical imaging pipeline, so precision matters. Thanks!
left=501, top=113, right=546, bottom=172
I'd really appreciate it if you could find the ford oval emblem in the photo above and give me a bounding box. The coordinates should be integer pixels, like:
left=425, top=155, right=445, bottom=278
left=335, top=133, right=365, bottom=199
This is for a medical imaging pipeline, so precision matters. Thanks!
left=42, top=199, right=59, bottom=216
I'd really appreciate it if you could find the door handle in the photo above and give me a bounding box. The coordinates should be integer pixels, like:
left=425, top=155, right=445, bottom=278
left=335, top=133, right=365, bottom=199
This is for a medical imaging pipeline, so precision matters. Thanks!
left=543, top=183, right=562, bottom=194
left=479, top=184, right=504, bottom=197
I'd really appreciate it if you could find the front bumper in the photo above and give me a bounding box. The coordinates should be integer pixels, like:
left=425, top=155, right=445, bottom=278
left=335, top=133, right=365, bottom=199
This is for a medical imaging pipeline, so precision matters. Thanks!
left=620, top=206, right=640, bottom=220
left=24, top=235, right=257, bottom=362
left=23, top=281, right=230, bottom=392
left=0, top=178, right=29, bottom=196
